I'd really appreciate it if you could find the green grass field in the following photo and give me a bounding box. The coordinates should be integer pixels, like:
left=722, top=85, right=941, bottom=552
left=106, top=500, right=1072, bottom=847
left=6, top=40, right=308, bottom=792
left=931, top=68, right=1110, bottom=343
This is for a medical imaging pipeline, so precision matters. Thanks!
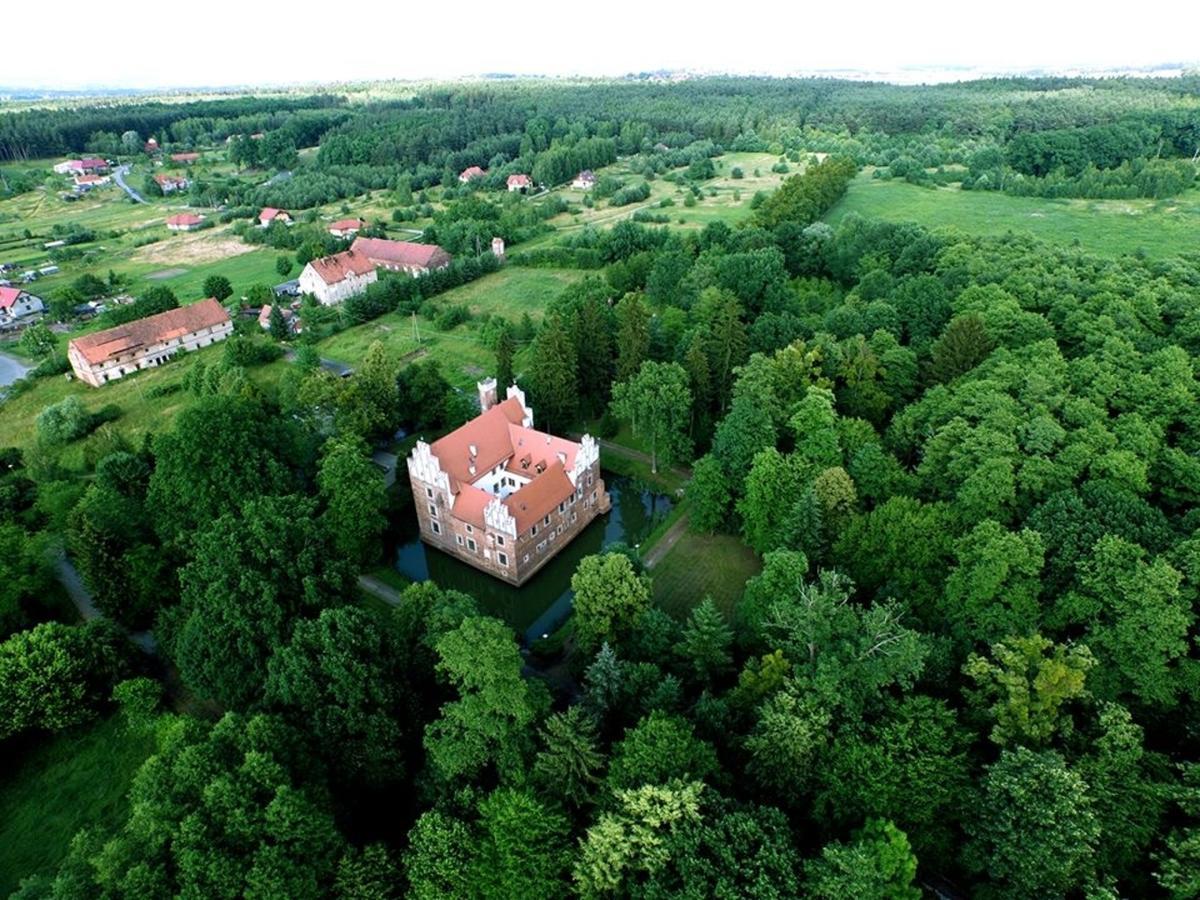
left=827, top=169, right=1200, bottom=259
left=315, top=266, right=588, bottom=387
left=652, top=532, right=761, bottom=620
left=0, top=715, right=155, bottom=895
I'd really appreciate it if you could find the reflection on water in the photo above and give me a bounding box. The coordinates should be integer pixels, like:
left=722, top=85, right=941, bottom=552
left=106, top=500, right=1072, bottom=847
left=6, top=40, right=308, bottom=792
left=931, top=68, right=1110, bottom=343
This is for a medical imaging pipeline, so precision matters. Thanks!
left=395, top=474, right=673, bottom=642
left=0, top=352, right=30, bottom=388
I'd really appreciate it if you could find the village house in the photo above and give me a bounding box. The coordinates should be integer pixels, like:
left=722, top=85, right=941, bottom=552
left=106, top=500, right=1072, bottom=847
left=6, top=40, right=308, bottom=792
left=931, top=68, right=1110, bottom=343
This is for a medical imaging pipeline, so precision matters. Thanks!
left=53, top=160, right=78, bottom=175
left=166, top=213, right=204, bottom=232
left=407, top=378, right=610, bottom=586
left=350, top=237, right=452, bottom=276
left=258, top=303, right=302, bottom=334
left=259, top=207, right=292, bottom=227
left=144, top=137, right=160, bottom=154
left=459, top=166, right=487, bottom=183
left=155, top=173, right=190, bottom=193
left=0, top=287, right=45, bottom=326
left=67, top=298, right=232, bottom=387
left=572, top=170, right=596, bottom=189
left=73, top=173, right=111, bottom=191
left=328, top=218, right=366, bottom=238
left=507, top=173, right=532, bottom=193
left=170, top=152, right=200, bottom=164
left=298, top=249, right=378, bottom=306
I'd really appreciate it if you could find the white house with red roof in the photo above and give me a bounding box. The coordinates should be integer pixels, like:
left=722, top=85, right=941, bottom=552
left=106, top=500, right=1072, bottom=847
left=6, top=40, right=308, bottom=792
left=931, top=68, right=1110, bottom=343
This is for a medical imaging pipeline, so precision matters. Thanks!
left=73, top=158, right=109, bottom=175
left=407, top=378, right=609, bottom=585
left=350, top=237, right=452, bottom=276
left=154, top=173, right=189, bottom=194
left=53, top=160, right=80, bottom=175
left=259, top=208, right=292, bottom=227
left=328, top=218, right=366, bottom=238
left=572, top=170, right=597, bottom=189
left=73, top=173, right=111, bottom=191
left=166, top=213, right=205, bottom=232
left=459, top=166, right=487, bottom=183
left=298, top=249, right=378, bottom=306
left=506, top=173, right=532, bottom=193
left=0, top=287, right=44, bottom=326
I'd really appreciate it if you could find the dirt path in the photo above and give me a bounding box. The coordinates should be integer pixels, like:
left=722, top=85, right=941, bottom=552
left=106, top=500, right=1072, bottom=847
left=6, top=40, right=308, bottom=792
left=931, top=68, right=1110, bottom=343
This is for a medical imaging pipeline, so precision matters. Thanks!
left=54, top=552, right=158, bottom=654
left=642, top=512, right=691, bottom=570
left=589, top=437, right=692, bottom=480
left=358, top=574, right=403, bottom=605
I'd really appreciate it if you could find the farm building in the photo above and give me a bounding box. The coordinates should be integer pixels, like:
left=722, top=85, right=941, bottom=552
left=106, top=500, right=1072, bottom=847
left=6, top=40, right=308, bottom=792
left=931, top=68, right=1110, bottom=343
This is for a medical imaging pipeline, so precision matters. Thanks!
left=572, top=170, right=596, bottom=189
left=166, top=214, right=204, bottom=231
left=67, top=298, right=232, bottom=387
left=459, top=166, right=487, bottom=182
left=154, top=173, right=190, bottom=193
left=298, top=249, right=378, bottom=306
left=259, top=207, right=292, bottom=226
left=170, top=152, right=201, bottom=164
left=328, top=218, right=366, bottom=238
left=73, top=173, right=111, bottom=191
left=506, top=174, right=532, bottom=193
left=407, top=378, right=609, bottom=586
left=0, top=287, right=45, bottom=326
left=350, top=237, right=452, bottom=276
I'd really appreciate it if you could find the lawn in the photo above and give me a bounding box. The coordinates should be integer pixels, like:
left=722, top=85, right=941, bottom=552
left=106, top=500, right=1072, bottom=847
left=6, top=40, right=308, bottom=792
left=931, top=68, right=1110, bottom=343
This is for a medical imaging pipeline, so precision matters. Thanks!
left=314, top=266, right=588, bottom=388
left=826, top=169, right=1200, bottom=259
left=651, top=531, right=761, bottom=620
left=0, top=715, right=156, bottom=895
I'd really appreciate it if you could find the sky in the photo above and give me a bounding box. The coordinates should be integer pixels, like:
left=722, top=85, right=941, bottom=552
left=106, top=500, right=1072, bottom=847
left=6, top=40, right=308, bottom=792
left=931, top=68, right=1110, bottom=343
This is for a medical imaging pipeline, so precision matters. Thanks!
left=3, top=0, right=1199, bottom=90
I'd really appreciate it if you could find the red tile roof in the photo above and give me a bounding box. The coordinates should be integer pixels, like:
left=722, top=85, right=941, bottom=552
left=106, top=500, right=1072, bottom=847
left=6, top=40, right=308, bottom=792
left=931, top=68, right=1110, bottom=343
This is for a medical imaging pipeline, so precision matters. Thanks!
left=460, top=166, right=486, bottom=180
left=504, top=461, right=575, bottom=535
left=155, top=173, right=188, bottom=186
left=74, top=174, right=107, bottom=184
left=350, top=237, right=451, bottom=271
left=69, top=299, right=228, bottom=366
left=166, top=214, right=203, bottom=227
left=77, top=157, right=107, bottom=170
left=260, top=207, right=288, bottom=222
left=507, top=174, right=532, bottom=187
left=170, top=152, right=200, bottom=162
left=432, top=396, right=528, bottom=487
left=305, top=249, right=376, bottom=285
left=329, top=218, right=365, bottom=234
left=0, top=286, right=26, bottom=309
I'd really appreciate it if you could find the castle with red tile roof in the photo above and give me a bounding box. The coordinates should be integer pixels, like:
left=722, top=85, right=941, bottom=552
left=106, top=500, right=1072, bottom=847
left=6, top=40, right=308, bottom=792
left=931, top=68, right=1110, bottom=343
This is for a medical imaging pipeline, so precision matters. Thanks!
left=407, top=378, right=609, bottom=585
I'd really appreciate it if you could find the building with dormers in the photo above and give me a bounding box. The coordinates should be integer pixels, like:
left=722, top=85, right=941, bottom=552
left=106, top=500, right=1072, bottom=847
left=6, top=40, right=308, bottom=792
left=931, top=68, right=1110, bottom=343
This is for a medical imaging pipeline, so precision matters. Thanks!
left=407, top=378, right=610, bottom=585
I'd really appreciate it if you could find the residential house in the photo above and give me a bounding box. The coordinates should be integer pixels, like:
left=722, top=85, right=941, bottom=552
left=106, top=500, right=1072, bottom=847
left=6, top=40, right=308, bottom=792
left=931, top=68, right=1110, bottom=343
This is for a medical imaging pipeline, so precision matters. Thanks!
left=67, top=298, right=232, bottom=387
left=350, top=237, right=452, bottom=276
left=170, top=152, right=200, bottom=164
left=459, top=166, right=487, bottom=183
left=166, top=214, right=204, bottom=232
left=73, top=158, right=109, bottom=175
left=328, top=218, right=366, bottom=238
left=144, top=137, right=160, bottom=154
left=0, top=287, right=45, bottom=326
left=298, top=249, right=378, bottom=306
left=258, top=303, right=302, bottom=334
left=506, top=173, right=532, bottom=193
left=407, top=378, right=610, bottom=586
left=259, top=207, right=292, bottom=227
left=73, top=173, right=110, bottom=191
left=53, top=160, right=79, bottom=175
left=154, top=173, right=190, bottom=193
left=572, top=170, right=596, bottom=189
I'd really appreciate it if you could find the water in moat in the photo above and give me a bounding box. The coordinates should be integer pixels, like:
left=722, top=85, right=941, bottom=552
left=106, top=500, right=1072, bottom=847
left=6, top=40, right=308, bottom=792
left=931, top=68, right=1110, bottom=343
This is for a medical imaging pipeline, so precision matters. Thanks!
left=394, top=473, right=673, bottom=643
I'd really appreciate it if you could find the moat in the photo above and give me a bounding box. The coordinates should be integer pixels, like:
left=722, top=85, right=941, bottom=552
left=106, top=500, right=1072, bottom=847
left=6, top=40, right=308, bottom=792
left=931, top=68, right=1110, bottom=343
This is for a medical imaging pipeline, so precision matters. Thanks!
left=393, top=473, right=673, bottom=642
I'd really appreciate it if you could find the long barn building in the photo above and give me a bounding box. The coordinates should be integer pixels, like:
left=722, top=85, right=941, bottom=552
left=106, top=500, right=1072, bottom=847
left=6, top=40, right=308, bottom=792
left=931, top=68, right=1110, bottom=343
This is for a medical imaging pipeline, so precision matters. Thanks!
left=67, top=298, right=232, bottom=387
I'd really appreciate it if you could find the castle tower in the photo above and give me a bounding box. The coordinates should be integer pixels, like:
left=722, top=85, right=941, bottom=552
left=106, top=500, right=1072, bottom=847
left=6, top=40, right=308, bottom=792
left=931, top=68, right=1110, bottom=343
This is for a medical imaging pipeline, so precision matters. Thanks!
left=477, top=376, right=498, bottom=411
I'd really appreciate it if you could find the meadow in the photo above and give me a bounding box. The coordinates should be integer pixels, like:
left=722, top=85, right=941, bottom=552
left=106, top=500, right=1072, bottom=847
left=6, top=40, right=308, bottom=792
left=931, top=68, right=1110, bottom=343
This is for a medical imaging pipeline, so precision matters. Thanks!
left=827, top=169, right=1200, bottom=259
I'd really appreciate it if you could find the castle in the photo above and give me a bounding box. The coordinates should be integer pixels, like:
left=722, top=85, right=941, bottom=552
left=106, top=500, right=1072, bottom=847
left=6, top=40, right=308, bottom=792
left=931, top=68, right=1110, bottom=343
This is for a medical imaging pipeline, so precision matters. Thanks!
left=406, top=378, right=610, bottom=585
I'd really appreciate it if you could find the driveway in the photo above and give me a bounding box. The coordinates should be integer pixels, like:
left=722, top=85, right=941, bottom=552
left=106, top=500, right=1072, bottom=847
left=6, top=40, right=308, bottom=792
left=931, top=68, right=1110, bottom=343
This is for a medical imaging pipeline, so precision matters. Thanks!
left=112, top=165, right=146, bottom=203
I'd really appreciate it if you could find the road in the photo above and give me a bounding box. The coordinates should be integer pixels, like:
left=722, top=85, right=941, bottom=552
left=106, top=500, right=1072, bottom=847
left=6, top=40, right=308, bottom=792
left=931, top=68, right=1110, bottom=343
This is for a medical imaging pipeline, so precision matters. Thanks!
left=641, top=512, right=691, bottom=570
left=112, top=165, right=146, bottom=204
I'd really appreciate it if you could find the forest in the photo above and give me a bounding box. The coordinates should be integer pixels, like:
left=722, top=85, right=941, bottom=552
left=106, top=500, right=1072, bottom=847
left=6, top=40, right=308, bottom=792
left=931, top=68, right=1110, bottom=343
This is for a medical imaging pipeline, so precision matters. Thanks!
left=2, top=75, right=1200, bottom=898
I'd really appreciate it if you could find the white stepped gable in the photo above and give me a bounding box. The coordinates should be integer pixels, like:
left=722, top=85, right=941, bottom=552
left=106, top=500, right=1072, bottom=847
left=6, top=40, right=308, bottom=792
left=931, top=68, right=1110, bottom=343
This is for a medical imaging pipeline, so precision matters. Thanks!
left=408, top=440, right=453, bottom=505
left=569, top=434, right=600, bottom=486
left=484, top=497, right=518, bottom=538
left=505, top=383, right=533, bottom=427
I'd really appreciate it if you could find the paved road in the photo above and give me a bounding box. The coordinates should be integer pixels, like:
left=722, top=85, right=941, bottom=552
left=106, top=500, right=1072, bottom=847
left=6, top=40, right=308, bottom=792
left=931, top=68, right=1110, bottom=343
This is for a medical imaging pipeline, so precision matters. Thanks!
left=641, top=512, right=691, bottom=570
left=112, top=165, right=146, bottom=204
left=54, top=552, right=158, bottom=654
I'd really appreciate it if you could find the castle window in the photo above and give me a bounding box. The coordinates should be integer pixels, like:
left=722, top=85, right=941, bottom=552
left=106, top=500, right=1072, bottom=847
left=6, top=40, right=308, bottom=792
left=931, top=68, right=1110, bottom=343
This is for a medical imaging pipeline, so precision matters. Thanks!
left=498, top=552, right=508, bottom=566
left=558, top=502, right=565, bottom=513
left=531, top=524, right=538, bottom=537
left=429, top=504, right=438, bottom=517
left=431, top=521, right=441, bottom=535
left=543, top=515, right=551, bottom=526
left=426, top=487, right=433, bottom=498
left=496, top=535, right=505, bottom=546
left=523, top=554, right=530, bottom=564
left=467, top=538, right=476, bottom=552
left=466, top=524, right=473, bottom=534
